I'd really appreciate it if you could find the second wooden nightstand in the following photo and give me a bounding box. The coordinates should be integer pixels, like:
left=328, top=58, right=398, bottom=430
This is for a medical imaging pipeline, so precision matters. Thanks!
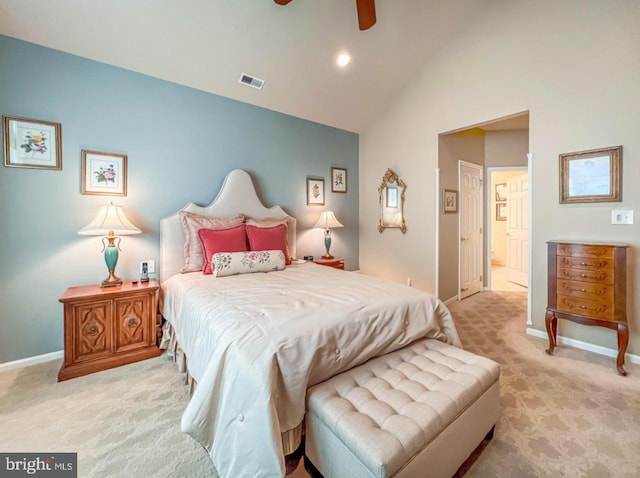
left=58, top=280, right=161, bottom=381
left=313, top=257, right=345, bottom=270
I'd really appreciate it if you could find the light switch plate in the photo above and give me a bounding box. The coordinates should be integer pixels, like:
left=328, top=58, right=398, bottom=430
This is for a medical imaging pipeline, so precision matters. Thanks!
left=611, top=210, right=634, bottom=225
left=140, top=260, right=156, bottom=274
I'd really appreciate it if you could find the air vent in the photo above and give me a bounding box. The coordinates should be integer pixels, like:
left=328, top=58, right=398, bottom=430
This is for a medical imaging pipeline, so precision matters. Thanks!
left=239, top=73, right=265, bottom=90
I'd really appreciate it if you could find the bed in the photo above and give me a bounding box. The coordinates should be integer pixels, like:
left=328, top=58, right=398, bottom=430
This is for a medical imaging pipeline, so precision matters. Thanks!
left=159, top=169, right=461, bottom=477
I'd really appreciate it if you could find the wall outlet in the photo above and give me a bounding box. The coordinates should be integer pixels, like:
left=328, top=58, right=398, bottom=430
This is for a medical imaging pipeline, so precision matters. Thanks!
left=406, top=278, right=412, bottom=287
left=140, top=260, right=156, bottom=274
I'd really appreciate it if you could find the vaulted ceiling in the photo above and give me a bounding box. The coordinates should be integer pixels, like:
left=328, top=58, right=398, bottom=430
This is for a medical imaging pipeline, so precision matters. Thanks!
left=0, top=0, right=489, bottom=133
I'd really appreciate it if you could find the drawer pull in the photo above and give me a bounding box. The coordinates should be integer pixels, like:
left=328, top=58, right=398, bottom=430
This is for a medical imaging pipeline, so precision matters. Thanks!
left=127, top=318, right=139, bottom=328
left=580, top=306, right=587, bottom=309
left=567, top=287, right=588, bottom=293
left=581, top=262, right=588, bottom=266
left=87, top=326, right=98, bottom=336
left=581, top=274, right=587, bottom=278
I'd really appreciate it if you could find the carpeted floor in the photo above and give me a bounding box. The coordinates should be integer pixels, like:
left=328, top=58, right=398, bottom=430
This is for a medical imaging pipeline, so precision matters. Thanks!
left=0, top=351, right=215, bottom=477
left=1, top=291, right=639, bottom=477
left=451, top=291, right=640, bottom=477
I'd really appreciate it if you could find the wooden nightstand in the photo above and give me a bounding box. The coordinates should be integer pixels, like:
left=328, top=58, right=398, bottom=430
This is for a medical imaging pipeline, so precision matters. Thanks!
left=313, top=257, right=345, bottom=270
left=58, top=280, right=162, bottom=381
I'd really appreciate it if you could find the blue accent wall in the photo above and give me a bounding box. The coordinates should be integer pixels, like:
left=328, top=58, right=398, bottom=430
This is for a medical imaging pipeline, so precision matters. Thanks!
left=0, top=35, right=359, bottom=363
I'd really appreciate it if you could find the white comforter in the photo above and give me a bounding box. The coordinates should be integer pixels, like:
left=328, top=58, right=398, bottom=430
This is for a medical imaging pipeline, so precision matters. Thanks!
left=161, top=262, right=460, bottom=478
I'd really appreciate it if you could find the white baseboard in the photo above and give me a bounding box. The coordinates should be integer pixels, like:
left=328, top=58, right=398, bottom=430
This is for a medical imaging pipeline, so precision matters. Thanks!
left=443, top=295, right=459, bottom=306
left=526, top=328, right=640, bottom=365
left=0, top=350, right=63, bottom=373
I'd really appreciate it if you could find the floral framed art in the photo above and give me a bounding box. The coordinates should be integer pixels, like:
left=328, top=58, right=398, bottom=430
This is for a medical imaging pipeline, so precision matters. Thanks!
left=306, top=177, right=325, bottom=205
left=81, top=150, right=128, bottom=196
left=3, top=115, right=62, bottom=170
left=559, top=145, right=622, bottom=204
left=331, top=167, right=347, bottom=193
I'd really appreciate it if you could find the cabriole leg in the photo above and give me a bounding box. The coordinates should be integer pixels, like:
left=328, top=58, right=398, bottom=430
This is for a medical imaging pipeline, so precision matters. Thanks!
left=545, top=311, right=557, bottom=355
left=616, top=322, right=629, bottom=376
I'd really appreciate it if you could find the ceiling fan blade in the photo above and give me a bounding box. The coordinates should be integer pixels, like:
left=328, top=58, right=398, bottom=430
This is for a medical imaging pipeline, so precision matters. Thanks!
left=274, top=0, right=292, bottom=5
left=356, top=0, right=376, bottom=30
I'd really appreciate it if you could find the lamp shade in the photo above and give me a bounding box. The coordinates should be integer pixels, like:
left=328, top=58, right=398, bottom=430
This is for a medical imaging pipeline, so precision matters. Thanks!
left=79, top=203, right=141, bottom=236
left=313, top=210, right=343, bottom=230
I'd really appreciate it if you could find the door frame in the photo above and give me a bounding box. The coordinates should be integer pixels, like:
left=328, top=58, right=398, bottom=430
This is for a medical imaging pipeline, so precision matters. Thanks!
left=486, top=155, right=533, bottom=326
left=485, top=165, right=527, bottom=290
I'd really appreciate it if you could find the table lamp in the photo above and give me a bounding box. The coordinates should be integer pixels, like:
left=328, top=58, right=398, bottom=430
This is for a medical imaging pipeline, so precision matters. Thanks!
left=79, top=203, right=141, bottom=287
left=313, top=210, right=343, bottom=259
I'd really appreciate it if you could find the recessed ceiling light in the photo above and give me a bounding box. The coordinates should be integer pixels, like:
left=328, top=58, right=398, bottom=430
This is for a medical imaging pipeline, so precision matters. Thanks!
left=336, top=53, right=351, bottom=68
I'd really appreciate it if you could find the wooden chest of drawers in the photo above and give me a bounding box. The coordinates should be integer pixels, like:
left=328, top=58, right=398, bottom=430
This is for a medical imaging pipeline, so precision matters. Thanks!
left=58, top=280, right=161, bottom=381
left=545, top=241, right=628, bottom=375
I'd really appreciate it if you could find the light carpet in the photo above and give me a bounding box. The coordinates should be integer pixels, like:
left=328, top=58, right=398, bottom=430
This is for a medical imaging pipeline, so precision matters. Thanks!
left=452, top=291, right=640, bottom=477
left=1, top=291, right=639, bottom=477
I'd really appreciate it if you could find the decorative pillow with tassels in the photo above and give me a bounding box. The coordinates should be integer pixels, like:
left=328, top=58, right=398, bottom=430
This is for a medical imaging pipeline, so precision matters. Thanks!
left=212, top=250, right=286, bottom=277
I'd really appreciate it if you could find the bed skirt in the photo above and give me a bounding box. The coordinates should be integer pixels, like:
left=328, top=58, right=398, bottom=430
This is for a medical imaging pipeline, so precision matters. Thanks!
left=160, top=321, right=303, bottom=455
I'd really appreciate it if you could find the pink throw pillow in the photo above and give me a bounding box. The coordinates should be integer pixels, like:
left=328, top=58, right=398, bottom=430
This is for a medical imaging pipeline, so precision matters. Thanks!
left=197, top=225, right=248, bottom=274
left=245, top=217, right=293, bottom=260
left=246, top=224, right=291, bottom=265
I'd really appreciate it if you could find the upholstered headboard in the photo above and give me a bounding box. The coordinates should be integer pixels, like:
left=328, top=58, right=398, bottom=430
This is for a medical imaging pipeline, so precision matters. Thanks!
left=160, top=169, right=297, bottom=282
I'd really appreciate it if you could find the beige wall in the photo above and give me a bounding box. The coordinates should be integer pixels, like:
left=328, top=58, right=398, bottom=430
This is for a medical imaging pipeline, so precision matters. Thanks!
left=485, top=130, right=529, bottom=168
left=359, top=0, right=640, bottom=355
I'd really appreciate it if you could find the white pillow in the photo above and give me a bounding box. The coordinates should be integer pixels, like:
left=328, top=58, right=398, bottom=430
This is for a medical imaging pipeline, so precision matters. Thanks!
left=212, top=250, right=286, bottom=277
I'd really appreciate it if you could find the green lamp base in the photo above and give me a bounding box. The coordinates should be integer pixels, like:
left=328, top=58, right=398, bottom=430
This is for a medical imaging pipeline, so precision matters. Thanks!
left=322, top=229, right=334, bottom=259
left=101, top=236, right=123, bottom=287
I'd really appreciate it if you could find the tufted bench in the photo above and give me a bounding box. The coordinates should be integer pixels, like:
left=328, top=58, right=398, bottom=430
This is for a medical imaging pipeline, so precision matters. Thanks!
left=304, top=339, right=500, bottom=478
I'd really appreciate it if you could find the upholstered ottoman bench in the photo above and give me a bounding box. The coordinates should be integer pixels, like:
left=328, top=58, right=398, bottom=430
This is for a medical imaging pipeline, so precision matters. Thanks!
left=304, top=339, right=500, bottom=478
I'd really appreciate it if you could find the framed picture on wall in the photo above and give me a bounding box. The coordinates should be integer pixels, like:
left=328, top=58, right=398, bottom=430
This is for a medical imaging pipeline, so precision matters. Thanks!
left=495, top=183, right=507, bottom=202
left=443, top=189, right=458, bottom=213
left=306, top=177, right=325, bottom=205
left=496, top=203, right=507, bottom=221
left=331, top=167, right=347, bottom=193
left=3, top=115, right=62, bottom=170
left=559, top=145, right=622, bottom=203
left=81, top=150, right=128, bottom=196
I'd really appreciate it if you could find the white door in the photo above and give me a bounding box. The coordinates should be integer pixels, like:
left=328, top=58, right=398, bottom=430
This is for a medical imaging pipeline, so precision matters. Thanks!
left=506, top=173, right=529, bottom=286
left=459, top=161, right=483, bottom=299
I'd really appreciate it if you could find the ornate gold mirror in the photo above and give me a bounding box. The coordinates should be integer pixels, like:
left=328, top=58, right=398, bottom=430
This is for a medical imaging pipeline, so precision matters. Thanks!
left=378, top=168, right=406, bottom=233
